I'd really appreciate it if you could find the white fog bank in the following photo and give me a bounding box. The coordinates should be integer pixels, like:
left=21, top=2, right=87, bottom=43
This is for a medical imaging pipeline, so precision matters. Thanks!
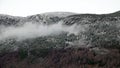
left=0, top=22, right=86, bottom=41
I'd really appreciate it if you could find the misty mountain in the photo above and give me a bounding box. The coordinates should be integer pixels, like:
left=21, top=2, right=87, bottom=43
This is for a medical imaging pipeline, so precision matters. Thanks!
left=0, top=11, right=120, bottom=54
left=0, top=11, right=120, bottom=68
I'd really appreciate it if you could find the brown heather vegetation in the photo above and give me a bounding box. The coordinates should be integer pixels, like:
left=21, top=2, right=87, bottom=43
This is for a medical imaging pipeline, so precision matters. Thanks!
left=0, top=48, right=120, bottom=68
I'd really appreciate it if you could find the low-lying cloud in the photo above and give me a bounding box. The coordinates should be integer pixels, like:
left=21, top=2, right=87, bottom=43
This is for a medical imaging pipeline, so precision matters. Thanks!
left=0, top=22, right=86, bottom=41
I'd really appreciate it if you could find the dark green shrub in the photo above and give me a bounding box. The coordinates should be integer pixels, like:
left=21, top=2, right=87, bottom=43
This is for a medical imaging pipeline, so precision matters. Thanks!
left=19, top=49, right=28, bottom=60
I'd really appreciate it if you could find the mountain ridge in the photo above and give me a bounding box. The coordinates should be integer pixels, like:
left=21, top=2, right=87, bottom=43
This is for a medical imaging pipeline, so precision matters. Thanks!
left=0, top=11, right=120, bottom=26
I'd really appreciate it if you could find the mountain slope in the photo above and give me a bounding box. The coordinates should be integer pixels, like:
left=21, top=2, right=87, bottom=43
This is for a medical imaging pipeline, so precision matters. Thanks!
left=0, top=11, right=120, bottom=52
left=0, top=11, right=120, bottom=68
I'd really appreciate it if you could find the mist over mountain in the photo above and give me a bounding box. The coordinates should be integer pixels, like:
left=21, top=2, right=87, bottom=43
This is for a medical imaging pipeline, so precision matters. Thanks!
left=0, top=11, right=120, bottom=49
left=0, top=11, right=120, bottom=68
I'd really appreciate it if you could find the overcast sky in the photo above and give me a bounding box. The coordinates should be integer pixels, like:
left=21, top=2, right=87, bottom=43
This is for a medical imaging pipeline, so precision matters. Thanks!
left=0, top=0, right=120, bottom=16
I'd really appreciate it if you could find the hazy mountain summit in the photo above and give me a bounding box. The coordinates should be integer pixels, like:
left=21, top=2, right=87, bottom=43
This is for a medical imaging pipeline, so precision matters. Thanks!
left=0, top=11, right=120, bottom=68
